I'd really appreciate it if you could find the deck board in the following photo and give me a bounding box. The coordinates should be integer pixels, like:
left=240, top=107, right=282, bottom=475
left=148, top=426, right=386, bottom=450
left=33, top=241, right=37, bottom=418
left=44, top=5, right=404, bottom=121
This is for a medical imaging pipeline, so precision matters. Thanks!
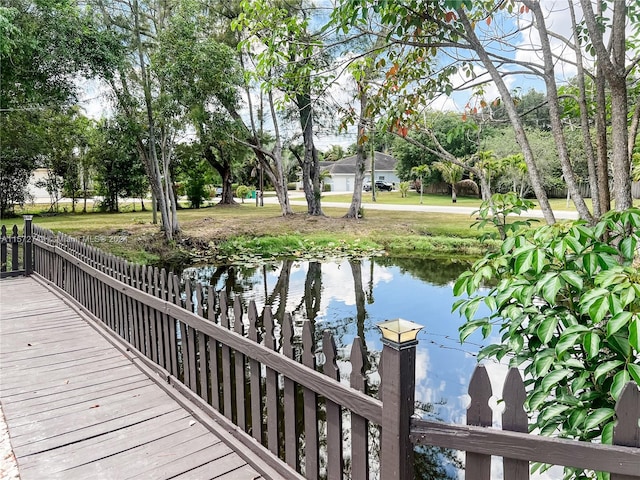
left=0, top=276, right=267, bottom=479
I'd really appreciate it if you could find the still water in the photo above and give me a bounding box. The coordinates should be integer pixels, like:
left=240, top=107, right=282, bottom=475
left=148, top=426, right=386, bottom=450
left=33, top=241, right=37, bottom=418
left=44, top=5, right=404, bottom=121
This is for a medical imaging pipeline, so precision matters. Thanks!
left=183, top=256, right=506, bottom=427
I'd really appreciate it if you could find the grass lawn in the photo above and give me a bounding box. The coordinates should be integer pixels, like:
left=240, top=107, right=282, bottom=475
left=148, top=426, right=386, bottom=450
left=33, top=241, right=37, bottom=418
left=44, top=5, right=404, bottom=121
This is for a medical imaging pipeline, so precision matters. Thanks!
left=2, top=200, right=493, bottom=265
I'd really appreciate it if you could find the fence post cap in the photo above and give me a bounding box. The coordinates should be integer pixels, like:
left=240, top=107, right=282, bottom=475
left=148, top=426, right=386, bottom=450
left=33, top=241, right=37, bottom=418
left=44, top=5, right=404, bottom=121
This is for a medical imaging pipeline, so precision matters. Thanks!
left=377, top=318, right=423, bottom=349
left=23, top=215, right=33, bottom=220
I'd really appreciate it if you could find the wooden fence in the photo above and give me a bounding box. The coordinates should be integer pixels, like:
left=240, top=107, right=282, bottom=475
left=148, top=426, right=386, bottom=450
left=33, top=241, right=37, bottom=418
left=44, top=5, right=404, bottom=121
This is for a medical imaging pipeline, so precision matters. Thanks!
left=23, top=222, right=640, bottom=479
left=0, top=216, right=33, bottom=278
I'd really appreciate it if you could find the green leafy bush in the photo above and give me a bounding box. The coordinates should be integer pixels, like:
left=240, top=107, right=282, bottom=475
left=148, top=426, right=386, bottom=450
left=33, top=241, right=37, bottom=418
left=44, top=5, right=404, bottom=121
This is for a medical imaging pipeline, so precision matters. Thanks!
left=454, top=209, right=640, bottom=454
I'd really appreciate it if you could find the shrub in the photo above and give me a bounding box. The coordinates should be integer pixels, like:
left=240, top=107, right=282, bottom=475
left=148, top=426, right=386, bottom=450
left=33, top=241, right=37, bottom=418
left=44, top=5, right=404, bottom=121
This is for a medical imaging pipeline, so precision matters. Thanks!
left=454, top=208, right=640, bottom=477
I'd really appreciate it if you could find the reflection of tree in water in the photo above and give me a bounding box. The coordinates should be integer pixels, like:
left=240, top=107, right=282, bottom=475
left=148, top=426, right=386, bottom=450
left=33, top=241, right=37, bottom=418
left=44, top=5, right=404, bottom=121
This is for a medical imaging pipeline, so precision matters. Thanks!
left=375, top=256, right=472, bottom=286
left=185, top=258, right=463, bottom=479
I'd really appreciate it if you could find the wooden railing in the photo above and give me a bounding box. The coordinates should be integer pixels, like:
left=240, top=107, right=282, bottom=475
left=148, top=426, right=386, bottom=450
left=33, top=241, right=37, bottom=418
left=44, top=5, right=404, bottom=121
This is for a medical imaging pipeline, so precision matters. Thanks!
left=1, top=216, right=33, bottom=278
left=28, top=222, right=640, bottom=480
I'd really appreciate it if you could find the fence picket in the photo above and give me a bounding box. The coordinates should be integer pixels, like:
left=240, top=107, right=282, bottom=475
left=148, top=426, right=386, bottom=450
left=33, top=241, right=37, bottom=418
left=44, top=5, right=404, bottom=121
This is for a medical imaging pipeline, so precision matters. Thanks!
left=502, top=368, right=529, bottom=480
left=302, top=321, right=319, bottom=480
left=466, top=365, right=493, bottom=480
left=207, top=286, right=220, bottom=410
left=185, top=281, right=197, bottom=392
left=219, top=292, right=233, bottom=420
left=233, top=300, right=246, bottom=431
left=282, top=313, right=298, bottom=471
left=196, top=284, right=208, bottom=401
left=612, top=383, right=640, bottom=480
left=350, top=337, right=369, bottom=480
left=323, top=331, right=343, bottom=480
left=248, top=301, right=262, bottom=443
left=264, top=307, right=280, bottom=456
left=1, top=225, right=7, bottom=273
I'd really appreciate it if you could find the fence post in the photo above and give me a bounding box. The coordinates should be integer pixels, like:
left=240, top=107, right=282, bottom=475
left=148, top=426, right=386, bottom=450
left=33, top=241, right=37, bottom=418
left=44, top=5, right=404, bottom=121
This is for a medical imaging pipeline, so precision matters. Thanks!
left=378, top=318, right=423, bottom=480
left=23, top=215, right=33, bottom=276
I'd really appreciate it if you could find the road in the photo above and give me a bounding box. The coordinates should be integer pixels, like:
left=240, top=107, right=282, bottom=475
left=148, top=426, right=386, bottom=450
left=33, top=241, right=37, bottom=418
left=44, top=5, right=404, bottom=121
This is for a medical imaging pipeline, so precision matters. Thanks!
left=265, top=192, right=580, bottom=220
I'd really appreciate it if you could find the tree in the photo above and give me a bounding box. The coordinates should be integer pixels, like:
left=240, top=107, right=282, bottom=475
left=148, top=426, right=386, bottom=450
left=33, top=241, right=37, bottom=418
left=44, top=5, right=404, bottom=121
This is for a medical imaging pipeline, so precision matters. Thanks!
left=154, top=1, right=250, bottom=206
left=0, top=0, right=118, bottom=216
left=410, top=165, right=430, bottom=204
left=331, top=0, right=640, bottom=223
left=234, top=0, right=331, bottom=216
left=322, top=145, right=346, bottom=162
left=91, top=116, right=147, bottom=212
left=91, top=0, right=180, bottom=239
left=434, top=162, right=463, bottom=203
left=455, top=207, right=640, bottom=479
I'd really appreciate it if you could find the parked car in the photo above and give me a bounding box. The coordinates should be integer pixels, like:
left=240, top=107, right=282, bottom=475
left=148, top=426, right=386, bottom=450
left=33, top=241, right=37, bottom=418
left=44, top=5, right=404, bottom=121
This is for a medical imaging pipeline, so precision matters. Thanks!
left=363, top=181, right=393, bottom=192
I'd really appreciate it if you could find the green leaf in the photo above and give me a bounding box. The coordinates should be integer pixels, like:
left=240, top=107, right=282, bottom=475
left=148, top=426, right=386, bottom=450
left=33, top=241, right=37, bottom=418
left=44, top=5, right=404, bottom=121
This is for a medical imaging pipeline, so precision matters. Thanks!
left=582, top=332, right=601, bottom=360
left=593, top=360, right=623, bottom=382
left=559, top=271, right=583, bottom=290
left=611, top=370, right=630, bottom=400
left=534, top=354, right=555, bottom=376
left=601, top=421, right=614, bottom=445
left=555, top=333, right=581, bottom=356
left=584, top=408, right=615, bottom=431
left=619, top=236, right=636, bottom=260
left=588, top=296, right=609, bottom=324
left=606, top=311, right=632, bottom=337
left=541, top=275, right=562, bottom=304
left=514, top=249, right=534, bottom=274
left=628, top=363, right=640, bottom=385
left=537, top=316, right=558, bottom=344
left=541, top=369, right=571, bottom=392
left=630, top=318, right=640, bottom=352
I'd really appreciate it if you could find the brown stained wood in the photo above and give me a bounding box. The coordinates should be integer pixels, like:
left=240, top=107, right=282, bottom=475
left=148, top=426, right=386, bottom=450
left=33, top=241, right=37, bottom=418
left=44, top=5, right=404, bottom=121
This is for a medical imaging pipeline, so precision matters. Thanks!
left=349, top=337, right=368, bottom=480
left=233, top=300, right=246, bottom=431
left=182, top=280, right=193, bottom=389
left=170, top=274, right=182, bottom=381
left=248, top=301, right=263, bottom=444
left=1, top=225, right=7, bottom=272
left=264, top=307, right=279, bottom=457
left=158, top=268, right=169, bottom=371
left=322, top=331, right=343, bottom=480
left=612, top=383, right=640, bottom=480
left=196, top=284, right=208, bottom=402
left=411, top=418, right=640, bottom=477
left=32, top=240, right=385, bottom=425
left=195, top=284, right=206, bottom=398
left=147, top=266, right=158, bottom=364
left=466, top=365, right=493, bottom=480
left=380, top=343, right=416, bottom=480
left=219, top=292, right=233, bottom=421
left=281, top=314, right=298, bottom=471
left=11, top=224, right=19, bottom=271
left=208, top=286, right=220, bottom=411
left=0, top=278, right=263, bottom=480
left=302, top=321, right=319, bottom=480
left=502, top=368, right=529, bottom=480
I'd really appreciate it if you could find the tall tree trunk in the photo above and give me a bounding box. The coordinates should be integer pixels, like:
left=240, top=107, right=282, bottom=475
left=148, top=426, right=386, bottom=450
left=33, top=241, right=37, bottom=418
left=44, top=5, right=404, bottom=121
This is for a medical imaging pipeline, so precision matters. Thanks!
left=297, top=89, right=323, bottom=216
left=595, top=64, right=610, bottom=212
left=345, top=84, right=368, bottom=218
left=581, top=0, right=631, bottom=211
left=458, top=8, right=555, bottom=224
left=132, top=0, right=175, bottom=240
left=204, top=146, right=237, bottom=205
left=527, top=1, right=592, bottom=223
left=568, top=1, right=601, bottom=219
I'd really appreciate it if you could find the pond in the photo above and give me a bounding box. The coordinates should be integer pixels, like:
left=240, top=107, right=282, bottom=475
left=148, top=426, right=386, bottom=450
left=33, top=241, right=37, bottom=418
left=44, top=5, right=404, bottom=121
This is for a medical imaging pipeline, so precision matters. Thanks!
left=183, top=256, right=507, bottom=428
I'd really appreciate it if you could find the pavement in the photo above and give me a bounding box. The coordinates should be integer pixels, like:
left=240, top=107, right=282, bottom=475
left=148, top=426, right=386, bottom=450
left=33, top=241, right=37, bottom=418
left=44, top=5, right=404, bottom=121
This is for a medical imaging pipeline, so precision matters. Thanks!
left=266, top=191, right=580, bottom=220
left=29, top=192, right=580, bottom=221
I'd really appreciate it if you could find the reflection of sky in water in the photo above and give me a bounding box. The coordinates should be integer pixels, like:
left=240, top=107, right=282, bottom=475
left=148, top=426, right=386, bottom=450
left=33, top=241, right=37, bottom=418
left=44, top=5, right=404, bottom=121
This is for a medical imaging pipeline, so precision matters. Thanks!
left=185, top=258, right=563, bottom=479
left=186, top=258, right=499, bottom=425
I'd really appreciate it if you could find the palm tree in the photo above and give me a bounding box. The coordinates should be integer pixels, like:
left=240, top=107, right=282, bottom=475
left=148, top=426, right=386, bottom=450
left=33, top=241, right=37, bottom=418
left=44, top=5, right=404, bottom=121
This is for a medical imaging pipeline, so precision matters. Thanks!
left=410, top=164, right=431, bottom=204
left=434, top=162, right=463, bottom=203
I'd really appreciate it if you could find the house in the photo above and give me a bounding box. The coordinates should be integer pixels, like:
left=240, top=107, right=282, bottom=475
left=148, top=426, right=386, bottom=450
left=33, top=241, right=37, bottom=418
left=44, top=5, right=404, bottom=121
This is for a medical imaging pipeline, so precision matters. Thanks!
left=323, top=152, right=400, bottom=192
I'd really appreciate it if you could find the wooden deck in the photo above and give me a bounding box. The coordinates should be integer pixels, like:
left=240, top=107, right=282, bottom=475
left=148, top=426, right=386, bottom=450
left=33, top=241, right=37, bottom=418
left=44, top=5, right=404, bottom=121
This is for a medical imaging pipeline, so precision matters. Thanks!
left=0, top=277, right=269, bottom=480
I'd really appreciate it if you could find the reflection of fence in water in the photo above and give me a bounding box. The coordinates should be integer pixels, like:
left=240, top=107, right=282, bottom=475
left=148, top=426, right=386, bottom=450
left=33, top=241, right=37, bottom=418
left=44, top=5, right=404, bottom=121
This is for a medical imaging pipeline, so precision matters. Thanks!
left=27, top=223, right=640, bottom=480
